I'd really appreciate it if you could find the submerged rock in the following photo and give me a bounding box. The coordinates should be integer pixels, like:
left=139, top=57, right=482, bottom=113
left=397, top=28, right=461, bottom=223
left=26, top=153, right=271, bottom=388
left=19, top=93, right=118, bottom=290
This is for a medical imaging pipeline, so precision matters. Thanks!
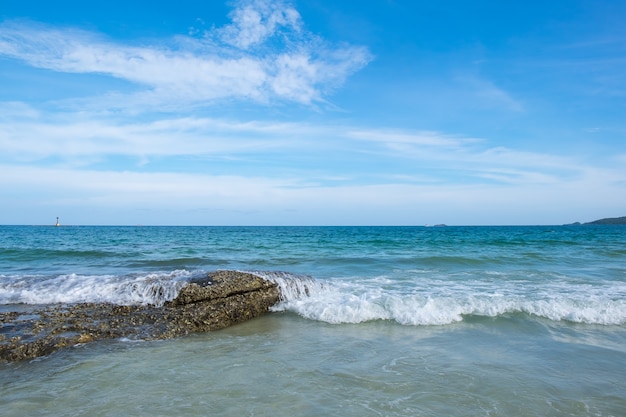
left=0, top=271, right=280, bottom=363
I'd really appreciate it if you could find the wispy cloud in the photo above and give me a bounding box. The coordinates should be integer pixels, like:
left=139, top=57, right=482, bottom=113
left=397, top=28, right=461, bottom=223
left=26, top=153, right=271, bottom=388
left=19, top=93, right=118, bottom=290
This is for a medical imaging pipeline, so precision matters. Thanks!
left=344, top=127, right=584, bottom=185
left=0, top=110, right=321, bottom=162
left=455, top=75, right=525, bottom=112
left=0, top=105, right=612, bottom=192
left=0, top=0, right=372, bottom=108
left=346, top=129, right=477, bottom=148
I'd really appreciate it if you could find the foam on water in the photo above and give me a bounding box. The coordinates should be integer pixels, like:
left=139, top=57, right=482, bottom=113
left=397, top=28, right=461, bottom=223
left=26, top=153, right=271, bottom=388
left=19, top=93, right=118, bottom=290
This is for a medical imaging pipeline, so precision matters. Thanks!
left=0, top=270, right=191, bottom=307
left=2, top=268, right=625, bottom=325
left=256, top=271, right=626, bottom=326
left=248, top=270, right=326, bottom=300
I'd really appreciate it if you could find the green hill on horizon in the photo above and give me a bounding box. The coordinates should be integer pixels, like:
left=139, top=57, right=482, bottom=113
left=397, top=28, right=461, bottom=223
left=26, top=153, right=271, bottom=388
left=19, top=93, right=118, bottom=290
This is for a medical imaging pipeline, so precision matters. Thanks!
left=585, top=216, right=626, bottom=225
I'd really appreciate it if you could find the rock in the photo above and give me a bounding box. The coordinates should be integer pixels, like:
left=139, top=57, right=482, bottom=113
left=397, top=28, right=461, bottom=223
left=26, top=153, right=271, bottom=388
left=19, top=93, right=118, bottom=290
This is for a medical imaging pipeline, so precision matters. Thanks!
left=171, top=270, right=278, bottom=306
left=0, top=271, right=280, bottom=363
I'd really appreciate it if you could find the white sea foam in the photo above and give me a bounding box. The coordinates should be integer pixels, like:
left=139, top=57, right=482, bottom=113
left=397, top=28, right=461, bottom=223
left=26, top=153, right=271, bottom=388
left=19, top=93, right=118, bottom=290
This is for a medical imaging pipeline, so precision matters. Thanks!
left=249, top=272, right=626, bottom=326
left=247, top=270, right=325, bottom=301
left=0, top=270, right=191, bottom=307
left=2, top=269, right=625, bottom=325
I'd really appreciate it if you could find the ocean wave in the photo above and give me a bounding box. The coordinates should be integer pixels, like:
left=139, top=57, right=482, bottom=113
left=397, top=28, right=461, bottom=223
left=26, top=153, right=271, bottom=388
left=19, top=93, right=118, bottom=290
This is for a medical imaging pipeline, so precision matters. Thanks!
left=248, top=270, right=324, bottom=300
left=261, top=274, right=626, bottom=326
left=0, top=270, right=191, bottom=307
left=2, top=270, right=625, bottom=326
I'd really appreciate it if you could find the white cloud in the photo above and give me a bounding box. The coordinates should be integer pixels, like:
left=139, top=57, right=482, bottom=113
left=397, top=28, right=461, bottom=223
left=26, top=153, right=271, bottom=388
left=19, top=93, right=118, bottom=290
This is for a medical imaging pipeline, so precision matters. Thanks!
left=0, top=165, right=289, bottom=198
left=0, top=112, right=317, bottom=161
left=346, top=129, right=476, bottom=147
left=0, top=0, right=372, bottom=107
left=0, top=110, right=604, bottom=191
left=270, top=53, right=319, bottom=102
left=345, top=128, right=579, bottom=178
left=0, top=101, right=41, bottom=119
left=2, top=108, right=621, bottom=220
left=218, top=0, right=302, bottom=49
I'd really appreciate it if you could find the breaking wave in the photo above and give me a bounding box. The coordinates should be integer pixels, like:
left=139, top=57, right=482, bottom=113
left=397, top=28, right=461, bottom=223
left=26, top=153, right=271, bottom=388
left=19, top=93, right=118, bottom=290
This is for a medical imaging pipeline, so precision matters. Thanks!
left=2, top=269, right=625, bottom=326
left=251, top=271, right=626, bottom=326
left=0, top=270, right=192, bottom=307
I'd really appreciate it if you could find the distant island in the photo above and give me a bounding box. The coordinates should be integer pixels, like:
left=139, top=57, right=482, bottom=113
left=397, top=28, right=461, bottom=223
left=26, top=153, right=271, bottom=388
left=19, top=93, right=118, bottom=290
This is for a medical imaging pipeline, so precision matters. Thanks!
left=584, top=216, right=626, bottom=225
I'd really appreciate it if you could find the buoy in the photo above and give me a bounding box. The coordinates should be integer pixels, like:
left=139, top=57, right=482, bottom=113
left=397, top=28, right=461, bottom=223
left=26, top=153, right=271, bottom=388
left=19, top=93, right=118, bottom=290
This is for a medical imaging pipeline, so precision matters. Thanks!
left=55, top=217, right=60, bottom=227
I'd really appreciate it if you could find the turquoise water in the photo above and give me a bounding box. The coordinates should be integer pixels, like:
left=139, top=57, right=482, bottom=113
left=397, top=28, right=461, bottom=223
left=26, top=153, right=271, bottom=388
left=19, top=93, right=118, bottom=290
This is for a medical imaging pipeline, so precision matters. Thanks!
left=1, top=225, right=626, bottom=416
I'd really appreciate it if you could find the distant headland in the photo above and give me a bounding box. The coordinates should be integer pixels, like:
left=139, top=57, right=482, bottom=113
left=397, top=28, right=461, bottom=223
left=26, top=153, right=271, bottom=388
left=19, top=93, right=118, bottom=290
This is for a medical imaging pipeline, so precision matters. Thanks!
left=584, top=216, right=626, bottom=225
left=567, top=216, right=626, bottom=225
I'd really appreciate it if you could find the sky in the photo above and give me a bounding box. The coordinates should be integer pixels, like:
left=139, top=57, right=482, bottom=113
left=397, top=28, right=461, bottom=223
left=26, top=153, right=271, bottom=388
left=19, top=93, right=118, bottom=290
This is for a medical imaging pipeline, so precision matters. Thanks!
left=0, top=0, right=624, bottom=226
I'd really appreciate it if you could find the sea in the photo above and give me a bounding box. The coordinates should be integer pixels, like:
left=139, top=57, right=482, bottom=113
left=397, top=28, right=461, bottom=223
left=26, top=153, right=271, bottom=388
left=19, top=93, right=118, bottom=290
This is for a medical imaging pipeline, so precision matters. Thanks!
left=1, top=225, right=625, bottom=416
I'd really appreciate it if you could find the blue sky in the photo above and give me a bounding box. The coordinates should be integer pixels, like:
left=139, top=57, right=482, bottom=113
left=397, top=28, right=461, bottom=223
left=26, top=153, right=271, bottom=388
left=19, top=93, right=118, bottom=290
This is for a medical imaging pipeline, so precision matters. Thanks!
left=1, top=0, right=624, bottom=225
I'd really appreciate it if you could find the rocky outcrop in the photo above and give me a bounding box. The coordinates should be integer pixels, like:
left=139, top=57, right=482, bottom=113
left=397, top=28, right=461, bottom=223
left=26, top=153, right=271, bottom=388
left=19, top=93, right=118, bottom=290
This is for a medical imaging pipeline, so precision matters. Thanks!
left=0, top=271, right=280, bottom=363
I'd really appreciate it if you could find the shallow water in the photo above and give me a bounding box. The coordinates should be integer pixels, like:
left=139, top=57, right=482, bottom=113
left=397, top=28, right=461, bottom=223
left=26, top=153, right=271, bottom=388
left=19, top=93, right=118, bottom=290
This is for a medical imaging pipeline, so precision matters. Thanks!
left=2, top=314, right=625, bottom=417
left=1, top=225, right=625, bottom=416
